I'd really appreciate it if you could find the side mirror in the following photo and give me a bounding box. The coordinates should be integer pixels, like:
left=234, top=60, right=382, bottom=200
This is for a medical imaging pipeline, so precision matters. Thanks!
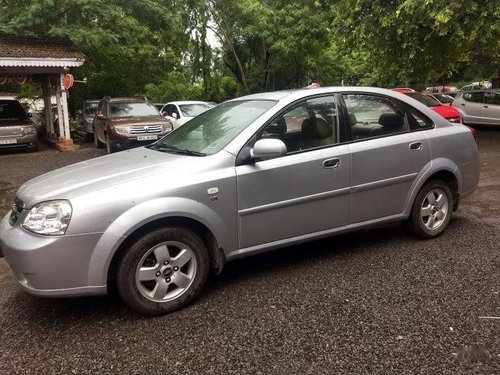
left=162, top=111, right=168, bottom=116
left=172, top=112, right=179, bottom=119
left=250, top=139, right=287, bottom=160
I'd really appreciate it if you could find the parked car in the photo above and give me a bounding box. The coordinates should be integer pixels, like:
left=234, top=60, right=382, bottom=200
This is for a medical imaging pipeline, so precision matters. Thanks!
left=0, top=87, right=479, bottom=315
left=77, top=100, right=99, bottom=134
left=393, top=89, right=462, bottom=123
left=425, top=85, right=459, bottom=97
left=160, top=101, right=215, bottom=129
left=0, top=99, right=38, bottom=152
left=452, top=89, right=500, bottom=126
left=93, top=96, right=173, bottom=153
left=461, top=81, right=492, bottom=91
left=427, top=93, right=454, bottom=106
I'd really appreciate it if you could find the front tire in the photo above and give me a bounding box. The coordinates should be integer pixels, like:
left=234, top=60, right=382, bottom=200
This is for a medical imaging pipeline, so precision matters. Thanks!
left=116, top=227, right=210, bottom=315
left=407, top=180, right=453, bottom=239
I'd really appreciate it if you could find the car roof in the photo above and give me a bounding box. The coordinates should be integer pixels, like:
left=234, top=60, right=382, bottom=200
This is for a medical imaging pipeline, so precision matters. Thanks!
left=166, top=101, right=213, bottom=105
left=227, top=86, right=431, bottom=105
left=103, top=97, right=148, bottom=103
left=461, top=88, right=499, bottom=93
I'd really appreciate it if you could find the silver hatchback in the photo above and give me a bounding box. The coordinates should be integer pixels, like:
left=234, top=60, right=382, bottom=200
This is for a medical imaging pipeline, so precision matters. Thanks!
left=452, top=89, right=500, bottom=126
left=0, top=87, right=479, bottom=315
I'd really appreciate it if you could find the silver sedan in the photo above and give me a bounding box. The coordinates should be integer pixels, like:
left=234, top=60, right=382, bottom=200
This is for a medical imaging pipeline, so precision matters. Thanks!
left=0, top=87, right=479, bottom=315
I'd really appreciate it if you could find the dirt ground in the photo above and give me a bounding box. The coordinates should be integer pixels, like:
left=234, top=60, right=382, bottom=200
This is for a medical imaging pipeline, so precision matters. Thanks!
left=0, top=130, right=499, bottom=374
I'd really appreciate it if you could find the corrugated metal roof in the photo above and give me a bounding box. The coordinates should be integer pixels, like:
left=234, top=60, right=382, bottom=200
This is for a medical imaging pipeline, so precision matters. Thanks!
left=0, top=33, right=85, bottom=66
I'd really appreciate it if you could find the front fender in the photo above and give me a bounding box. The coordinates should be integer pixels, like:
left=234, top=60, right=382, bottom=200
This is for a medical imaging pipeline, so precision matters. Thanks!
left=86, top=197, right=232, bottom=287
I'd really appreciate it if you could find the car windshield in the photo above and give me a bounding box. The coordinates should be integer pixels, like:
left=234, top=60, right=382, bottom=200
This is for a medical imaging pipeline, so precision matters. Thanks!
left=149, top=100, right=275, bottom=156
left=110, top=102, right=159, bottom=118
left=84, top=102, right=98, bottom=114
left=0, top=100, right=29, bottom=122
left=179, top=103, right=214, bottom=118
left=406, top=93, right=440, bottom=107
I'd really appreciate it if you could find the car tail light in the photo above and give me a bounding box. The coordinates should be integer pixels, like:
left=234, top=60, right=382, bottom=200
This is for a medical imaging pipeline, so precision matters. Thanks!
left=466, top=126, right=478, bottom=146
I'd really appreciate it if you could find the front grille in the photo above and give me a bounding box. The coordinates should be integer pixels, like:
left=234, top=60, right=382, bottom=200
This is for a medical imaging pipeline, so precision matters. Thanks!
left=130, top=124, right=163, bottom=134
left=9, top=197, right=24, bottom=226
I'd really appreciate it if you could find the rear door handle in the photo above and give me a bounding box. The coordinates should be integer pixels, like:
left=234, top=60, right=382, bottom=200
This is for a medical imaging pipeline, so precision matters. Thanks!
left=323, top=158, right=340, bottom=169
left=409, top=142, right=423, bottom=151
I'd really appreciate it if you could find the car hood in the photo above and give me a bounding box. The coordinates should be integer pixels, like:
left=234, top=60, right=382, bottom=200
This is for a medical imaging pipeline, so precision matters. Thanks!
left=430, top=105, right=460, bottom=119
left=17, top=147, right=207, bottom=207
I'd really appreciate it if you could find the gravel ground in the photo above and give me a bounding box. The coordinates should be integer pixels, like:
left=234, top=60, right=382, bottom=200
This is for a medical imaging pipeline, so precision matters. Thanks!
left=0, top=131, right=499, bottom=375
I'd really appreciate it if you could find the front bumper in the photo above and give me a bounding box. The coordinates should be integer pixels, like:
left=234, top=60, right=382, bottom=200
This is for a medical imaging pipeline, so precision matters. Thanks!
left=0, top=213, right=107, bottom=297
left=0, top=134, right=38, bottom=151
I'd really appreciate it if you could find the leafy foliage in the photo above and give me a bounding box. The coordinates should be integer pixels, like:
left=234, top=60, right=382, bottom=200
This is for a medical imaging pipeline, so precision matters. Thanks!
left=0, top=0, right=498, bottom=105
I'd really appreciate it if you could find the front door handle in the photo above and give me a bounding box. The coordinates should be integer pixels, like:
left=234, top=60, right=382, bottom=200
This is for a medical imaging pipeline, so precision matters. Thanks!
left=323, top=158, right=340, bottom=168
left=409, top=141, right=423, bottom=151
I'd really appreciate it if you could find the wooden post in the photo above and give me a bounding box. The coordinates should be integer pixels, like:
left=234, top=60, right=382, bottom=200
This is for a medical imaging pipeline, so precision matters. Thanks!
left=42, top=76, right=55, bottom=136
left=55, top=74, right=64, bottom=140
left=59, top=73, right=71, bottom=140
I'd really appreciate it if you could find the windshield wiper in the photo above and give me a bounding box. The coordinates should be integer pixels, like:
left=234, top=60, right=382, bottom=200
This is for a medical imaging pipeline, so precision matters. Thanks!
left=149, top=144, right=206, bottom=156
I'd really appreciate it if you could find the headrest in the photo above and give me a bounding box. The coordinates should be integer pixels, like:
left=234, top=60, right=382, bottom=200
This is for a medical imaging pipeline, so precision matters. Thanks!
left=301, top=117, right=331, bottom=139
left=348, top=113, right=357, bottom=126
left=267, top=117, right=287, bottom=135
left=379, top=112, right=404, bottom=128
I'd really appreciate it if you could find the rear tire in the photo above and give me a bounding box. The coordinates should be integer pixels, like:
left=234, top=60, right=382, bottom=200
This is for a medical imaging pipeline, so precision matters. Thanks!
left=116, top=227, right=210, bottom=315
left=407, top=180, right=453, bottom=239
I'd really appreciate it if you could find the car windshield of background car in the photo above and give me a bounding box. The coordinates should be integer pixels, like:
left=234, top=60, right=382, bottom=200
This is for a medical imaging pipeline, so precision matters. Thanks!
left=84, top=102, right=98, bottom=115
left=0, top=100, right=29, bottom=123
left=406, top=93, right=440, bottom=107
left=110, top=102, right=159, bottom=118
left=149, top=100, right=276, bottom=156
left=179, top=103, right=214, bottom=118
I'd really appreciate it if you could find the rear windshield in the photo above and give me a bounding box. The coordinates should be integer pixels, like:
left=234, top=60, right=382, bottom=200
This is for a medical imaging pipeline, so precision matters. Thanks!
left=406, top=93, right=440, bottom=107
left=110, top=102, right=159, bottom=118
left=179, top=103, right=214, bottom=117
left=0, top=100, right=29, bottom=121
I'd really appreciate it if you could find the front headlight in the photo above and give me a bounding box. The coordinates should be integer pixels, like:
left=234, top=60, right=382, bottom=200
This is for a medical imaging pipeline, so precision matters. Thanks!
left=164, top=122, right=173, bottom=132
left=22, top=200, right=72, bottom=235
left=22, top=126, right=37, bottom=135
left=115, top=126, right=131, bottom=135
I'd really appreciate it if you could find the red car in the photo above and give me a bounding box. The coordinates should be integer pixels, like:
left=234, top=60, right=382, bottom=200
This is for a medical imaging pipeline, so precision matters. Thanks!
left=393, top=88, right=461, bottom=123
left=393, top=89, right=477, bottom=141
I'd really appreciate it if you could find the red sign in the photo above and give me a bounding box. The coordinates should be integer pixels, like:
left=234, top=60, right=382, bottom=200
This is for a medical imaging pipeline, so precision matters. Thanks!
left=64, top=73, right=74, bottom=90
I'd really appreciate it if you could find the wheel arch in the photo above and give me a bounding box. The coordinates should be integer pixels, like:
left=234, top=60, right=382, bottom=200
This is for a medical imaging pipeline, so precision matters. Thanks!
left=405, top=159, right=462, bottom=216
left=86, top=197, right=231, bottom=290
left=107, top=216, right=225, bottom=290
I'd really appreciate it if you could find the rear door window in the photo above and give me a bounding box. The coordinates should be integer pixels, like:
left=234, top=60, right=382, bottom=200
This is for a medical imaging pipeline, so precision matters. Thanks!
left=462, top=92, right=484, bottom=103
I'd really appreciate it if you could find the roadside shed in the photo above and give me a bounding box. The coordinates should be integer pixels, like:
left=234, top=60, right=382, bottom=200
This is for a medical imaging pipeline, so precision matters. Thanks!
left=0, top=33, right=85, bottom=151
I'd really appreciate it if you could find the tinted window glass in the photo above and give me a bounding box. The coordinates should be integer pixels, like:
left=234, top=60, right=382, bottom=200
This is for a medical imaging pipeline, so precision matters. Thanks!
left=462, top=92, right=484, bottom=103
left=343, top=94, right=408, bottom=140
left=259, top=95, right=338, bottom=153
left=179, top=103, right=213, bottom=117
left=484, top=92, right=500, bottom=105
left=150, top=100, right=275, bottom=155
left=84, top=102, right=98, bottom=115
left=0, top=100, right=28, bottom=121
left=109, top=102, right=159, bottom=118
left=406, top=92, right=440, bottom=107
